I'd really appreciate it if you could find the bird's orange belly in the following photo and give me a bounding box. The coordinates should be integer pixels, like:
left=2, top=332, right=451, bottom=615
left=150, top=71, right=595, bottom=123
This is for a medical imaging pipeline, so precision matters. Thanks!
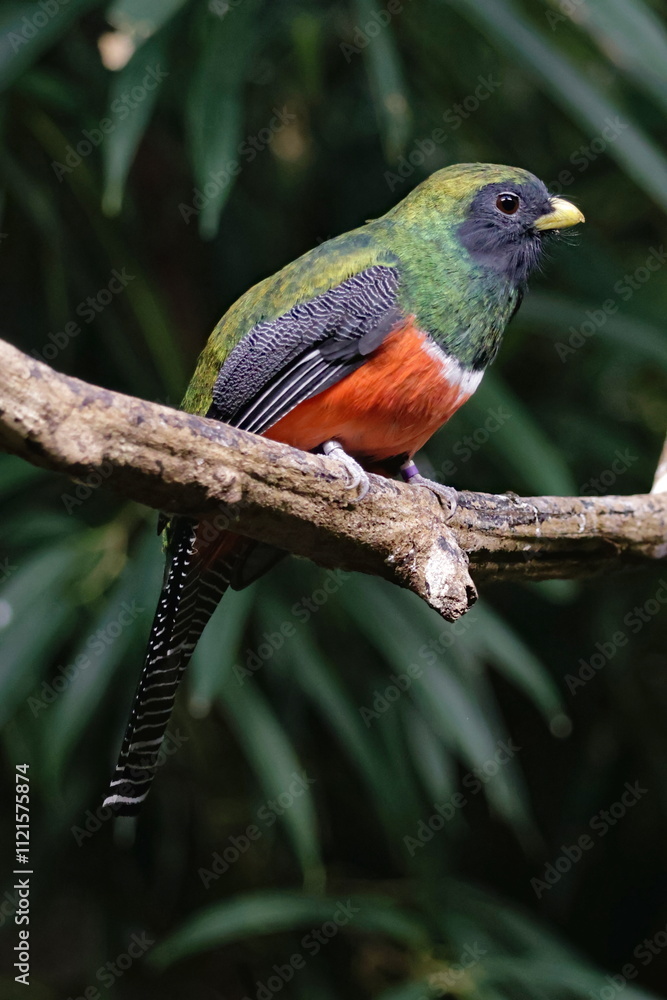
left=265, top=319, right=478, bottom=463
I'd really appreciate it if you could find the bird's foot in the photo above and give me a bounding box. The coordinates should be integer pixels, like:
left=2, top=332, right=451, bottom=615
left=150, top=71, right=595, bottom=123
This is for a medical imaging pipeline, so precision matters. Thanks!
left=401, top=460, right=458, bottom=519
left=322, top=440, right=371, bottom=501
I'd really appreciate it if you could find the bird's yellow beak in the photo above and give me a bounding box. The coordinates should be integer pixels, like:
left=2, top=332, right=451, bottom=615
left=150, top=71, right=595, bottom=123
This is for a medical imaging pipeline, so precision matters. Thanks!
left=534, top=197, right=585, bottom=231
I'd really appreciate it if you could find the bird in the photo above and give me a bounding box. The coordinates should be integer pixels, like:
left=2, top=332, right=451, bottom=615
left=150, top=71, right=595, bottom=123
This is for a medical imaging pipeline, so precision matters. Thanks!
left=103, top=162, right=583, bottom=815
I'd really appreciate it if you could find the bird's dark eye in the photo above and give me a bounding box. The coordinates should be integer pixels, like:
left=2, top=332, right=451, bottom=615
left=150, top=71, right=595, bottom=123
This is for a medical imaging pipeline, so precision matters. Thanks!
left=496, top=192, right=520, bottom=215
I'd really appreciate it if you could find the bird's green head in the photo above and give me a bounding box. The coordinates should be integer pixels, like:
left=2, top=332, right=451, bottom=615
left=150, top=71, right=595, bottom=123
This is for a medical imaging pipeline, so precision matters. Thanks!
left=386, top=162, right=584, bottom=288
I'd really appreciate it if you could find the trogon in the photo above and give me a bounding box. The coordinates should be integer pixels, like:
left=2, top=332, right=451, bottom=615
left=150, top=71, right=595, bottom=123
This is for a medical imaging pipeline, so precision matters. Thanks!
left=104, top=162, right=583, bottom=814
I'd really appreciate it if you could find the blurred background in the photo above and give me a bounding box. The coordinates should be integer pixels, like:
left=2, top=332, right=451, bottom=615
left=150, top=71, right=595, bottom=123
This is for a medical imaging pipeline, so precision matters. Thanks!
left=1, top=0, right=667, bottom=997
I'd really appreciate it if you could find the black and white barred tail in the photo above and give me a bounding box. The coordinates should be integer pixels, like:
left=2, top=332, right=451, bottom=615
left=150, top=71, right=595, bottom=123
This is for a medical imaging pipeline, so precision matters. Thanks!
left=103, top=266, right=409, bottom=816
left=103, top=517, right=239, bottom=816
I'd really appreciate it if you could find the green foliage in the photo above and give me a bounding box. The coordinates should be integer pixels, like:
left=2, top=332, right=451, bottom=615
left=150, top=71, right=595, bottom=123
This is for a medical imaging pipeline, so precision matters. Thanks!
left=1, top=1, right=667, bottom=997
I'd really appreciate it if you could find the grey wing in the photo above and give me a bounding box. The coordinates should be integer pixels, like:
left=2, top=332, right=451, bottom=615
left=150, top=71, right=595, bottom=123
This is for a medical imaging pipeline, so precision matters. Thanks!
left=208, top=264, right=403, bottom=435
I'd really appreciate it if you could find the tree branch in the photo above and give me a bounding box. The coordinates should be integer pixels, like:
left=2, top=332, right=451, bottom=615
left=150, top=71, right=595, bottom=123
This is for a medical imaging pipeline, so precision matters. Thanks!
left=0, top=338, right=665, bottom=622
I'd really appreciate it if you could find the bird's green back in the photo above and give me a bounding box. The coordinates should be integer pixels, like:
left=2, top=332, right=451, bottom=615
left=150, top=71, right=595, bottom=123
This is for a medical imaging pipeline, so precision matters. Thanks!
left=181, top=163, right=537, bottom=416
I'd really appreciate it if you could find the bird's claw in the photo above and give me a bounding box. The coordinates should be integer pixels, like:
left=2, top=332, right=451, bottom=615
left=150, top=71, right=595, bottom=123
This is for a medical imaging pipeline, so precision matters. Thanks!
left=322, top=440, right=371, bottom=501
left=400, top=461, right=458, bottom=519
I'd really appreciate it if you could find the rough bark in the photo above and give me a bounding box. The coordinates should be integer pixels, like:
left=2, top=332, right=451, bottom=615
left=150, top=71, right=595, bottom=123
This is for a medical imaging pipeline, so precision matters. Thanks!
left=0, top=337, right=665, bottom=621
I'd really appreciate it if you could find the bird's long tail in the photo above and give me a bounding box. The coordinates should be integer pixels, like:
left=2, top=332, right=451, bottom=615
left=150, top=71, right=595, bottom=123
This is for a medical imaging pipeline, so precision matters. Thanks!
left=103, top=517, right=245, bottom=816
